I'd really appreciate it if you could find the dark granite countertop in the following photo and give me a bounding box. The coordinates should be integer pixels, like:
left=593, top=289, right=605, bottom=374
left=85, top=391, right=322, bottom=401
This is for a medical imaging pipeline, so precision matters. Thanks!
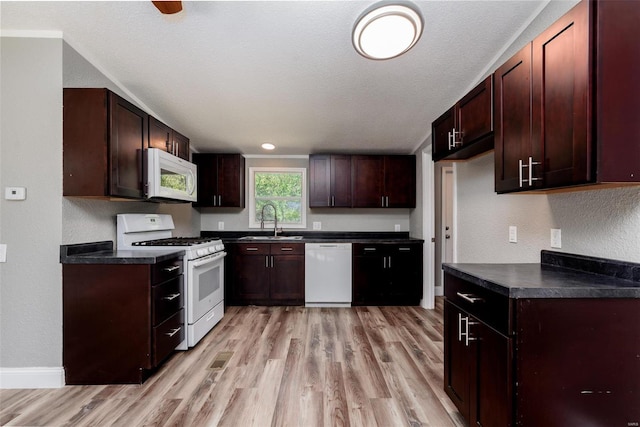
left=60, top=241, right=185, bottom=265
left=202, top=231, right=424, bottom=244
left=443, top=251, right=640, bottom=299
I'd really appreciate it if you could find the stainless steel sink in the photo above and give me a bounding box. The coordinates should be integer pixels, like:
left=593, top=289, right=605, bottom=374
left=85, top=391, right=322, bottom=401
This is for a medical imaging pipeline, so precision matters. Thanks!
left=240, top=235, right=304, bottom=241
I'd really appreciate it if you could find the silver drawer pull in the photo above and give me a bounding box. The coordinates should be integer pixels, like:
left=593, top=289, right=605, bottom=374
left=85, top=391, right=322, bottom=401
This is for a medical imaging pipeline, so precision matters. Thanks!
left=456, top=292, right=482, bottom=303
left=280, top=247, right=293, bottom=251
left=246, top=247, right=259, bottom=251
left=163, top=265, right=180, bottom=272
left=163, top=293, right=180, bottom=301
left=398, top=247, right=411, bottom=251
left=364, top=247, right=376, bottom=251
left=165, top=327, right=181, bottom=337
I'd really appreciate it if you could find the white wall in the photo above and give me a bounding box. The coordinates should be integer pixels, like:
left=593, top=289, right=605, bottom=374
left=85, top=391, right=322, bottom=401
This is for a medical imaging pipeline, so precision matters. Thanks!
left=455, top=152, right=640, bottom=264
left=200, top=156, right=412, bottom=233
left=1, top=37, right=64, bottom=370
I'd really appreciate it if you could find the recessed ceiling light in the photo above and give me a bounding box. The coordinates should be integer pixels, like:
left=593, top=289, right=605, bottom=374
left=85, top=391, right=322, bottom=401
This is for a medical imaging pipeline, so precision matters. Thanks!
left=261, top=143, right=275, bottom=150
left=353, top=3, right=423, bottom=60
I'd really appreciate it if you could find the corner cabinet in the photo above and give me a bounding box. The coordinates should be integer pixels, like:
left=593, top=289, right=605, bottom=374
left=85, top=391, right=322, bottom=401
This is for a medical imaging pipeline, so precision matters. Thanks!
left=433, top=76, right=494, bottom=162
left=63, top=88, right=148, bottom=199
left=351, top=155, right=416, bottom=208
left=148, top=116, right=190, bottom=160
left=309, top=154, right=352, bottom=207
left=352, top=242, right=423, bottom=305
left=495, top=0, right=640, bottom=193
left=192, top=153, right=245, bottom=208
left=63, top=256, right=185, bottom=384
left=226, top=242, right=304, bottom=305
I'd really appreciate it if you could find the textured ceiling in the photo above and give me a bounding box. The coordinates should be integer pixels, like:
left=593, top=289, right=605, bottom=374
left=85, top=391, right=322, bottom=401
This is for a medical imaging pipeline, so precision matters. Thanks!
left=2, top=1, right=568, bottom=155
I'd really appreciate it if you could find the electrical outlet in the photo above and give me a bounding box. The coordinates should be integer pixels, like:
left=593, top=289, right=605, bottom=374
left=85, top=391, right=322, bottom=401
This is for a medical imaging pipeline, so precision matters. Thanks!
left=218, top=221, right=224, bottom=230
left=509, top=226, right=517, bottom=243
left=313, top=221, right=322, bottom=230
left=394, top=224, right=401, bottom=232
left=551, top=228, right=562, bottom=248
left=5, top=187, right=26, bottom=200
left=0, top=244, right=6, bottom=263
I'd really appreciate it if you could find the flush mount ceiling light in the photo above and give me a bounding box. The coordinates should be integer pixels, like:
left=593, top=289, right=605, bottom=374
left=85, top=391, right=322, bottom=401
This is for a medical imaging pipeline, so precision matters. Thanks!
left=353, top=3, right=423, bottom=60
left=261, top=143, right=275, bottom=150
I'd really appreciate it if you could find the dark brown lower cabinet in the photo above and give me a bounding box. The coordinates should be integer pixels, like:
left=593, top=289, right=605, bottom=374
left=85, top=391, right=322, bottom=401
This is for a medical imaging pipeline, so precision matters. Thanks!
left=226, top=243, right=304, bottom=305
left=444, top=272, right=640, bottom=426
left=444, top=301, right=511, bottom=427
left=352, top=242, right=423, bottom=305
left=63, top=257, right=184, bottom=384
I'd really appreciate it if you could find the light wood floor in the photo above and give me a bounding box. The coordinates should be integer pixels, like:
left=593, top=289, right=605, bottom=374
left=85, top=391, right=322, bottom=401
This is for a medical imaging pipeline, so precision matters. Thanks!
left=1, top=298, right=464, bottom=427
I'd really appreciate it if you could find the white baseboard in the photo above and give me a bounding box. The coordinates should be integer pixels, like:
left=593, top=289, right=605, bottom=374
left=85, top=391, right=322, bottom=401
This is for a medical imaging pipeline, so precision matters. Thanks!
left=0, top=367, right=65, bottom=389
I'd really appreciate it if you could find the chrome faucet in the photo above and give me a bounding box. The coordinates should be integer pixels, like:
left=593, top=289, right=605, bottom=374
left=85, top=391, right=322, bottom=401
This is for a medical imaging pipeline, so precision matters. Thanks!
left=260, top=203, right=281, bottom=236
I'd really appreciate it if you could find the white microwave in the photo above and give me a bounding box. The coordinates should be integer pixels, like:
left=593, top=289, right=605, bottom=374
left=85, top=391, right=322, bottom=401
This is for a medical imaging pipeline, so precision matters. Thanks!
left=146, top=148, right=197, bottom=203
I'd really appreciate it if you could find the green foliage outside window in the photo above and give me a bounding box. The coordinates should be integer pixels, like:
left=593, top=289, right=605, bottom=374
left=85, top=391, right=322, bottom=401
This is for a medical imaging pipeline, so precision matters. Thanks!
left=254, top=172, right=303, bottom=224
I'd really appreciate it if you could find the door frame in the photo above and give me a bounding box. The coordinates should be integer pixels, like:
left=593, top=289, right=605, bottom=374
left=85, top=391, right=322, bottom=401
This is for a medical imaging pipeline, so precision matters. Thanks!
left=421, top=149, right=435, bottom=309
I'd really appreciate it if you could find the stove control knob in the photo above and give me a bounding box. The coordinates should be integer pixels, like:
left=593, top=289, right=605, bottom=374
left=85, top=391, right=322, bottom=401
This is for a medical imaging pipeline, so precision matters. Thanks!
left=208, top=246, right=216, bottom=254
left=197, top=249, right=207, bottom=257
left=216, top=244, right=225, bottom=251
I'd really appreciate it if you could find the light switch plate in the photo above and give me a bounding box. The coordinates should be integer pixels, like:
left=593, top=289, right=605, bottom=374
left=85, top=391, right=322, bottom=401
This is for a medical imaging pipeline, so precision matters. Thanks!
left=551, top=228, right=562, bottom=248
left=509, top=226, right=517, bottom=243
left=313, top=221, right=322, bottom=230
left=394, top=224, right=401, bottom=232
left=218, top=221, right=224, bottom=230
left=5, top=187, right=26, bottom=200
left=0, top=244, right=6, bottom=263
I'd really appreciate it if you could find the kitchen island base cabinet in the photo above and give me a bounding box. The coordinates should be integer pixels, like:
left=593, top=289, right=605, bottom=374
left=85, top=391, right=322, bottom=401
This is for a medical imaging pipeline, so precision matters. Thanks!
left=444, top=272, right=640, bottom=426
left=63, top=257, right=184, bottom=385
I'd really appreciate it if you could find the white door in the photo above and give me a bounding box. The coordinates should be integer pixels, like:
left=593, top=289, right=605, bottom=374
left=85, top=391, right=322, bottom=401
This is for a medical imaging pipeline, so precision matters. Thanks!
left=437, top=166, right=455, bottom=295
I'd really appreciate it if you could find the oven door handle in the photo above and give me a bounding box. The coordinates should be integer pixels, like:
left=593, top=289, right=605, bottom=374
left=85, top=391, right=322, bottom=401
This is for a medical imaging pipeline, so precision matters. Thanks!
left=191, top=251, right=227, bottom=267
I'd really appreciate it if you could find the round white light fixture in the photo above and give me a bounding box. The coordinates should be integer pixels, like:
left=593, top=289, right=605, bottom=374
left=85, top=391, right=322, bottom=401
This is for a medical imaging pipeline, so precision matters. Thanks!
left=261, top=143, right=275, bottom=150
left=353, top=3, right=423, bottom=60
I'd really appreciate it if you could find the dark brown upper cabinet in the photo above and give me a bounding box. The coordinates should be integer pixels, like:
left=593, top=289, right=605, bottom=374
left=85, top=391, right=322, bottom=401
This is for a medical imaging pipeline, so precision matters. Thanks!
left=63, top=88, right=148, bottom=199
left=192, top=153, right=245, bottom=208
left=352, top=155, right=416, bottom=208
left=432, top=75, right=494, bottom=162
left=309, top=154, right=352, bottom=207
left=148, top=116, right=190, bottom=160
left=495, top=0, right=640, bottom=194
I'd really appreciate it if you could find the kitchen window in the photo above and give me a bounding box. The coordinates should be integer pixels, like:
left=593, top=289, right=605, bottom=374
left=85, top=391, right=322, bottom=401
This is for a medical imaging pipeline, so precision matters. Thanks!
left=249, top=167, right=307, bottom=229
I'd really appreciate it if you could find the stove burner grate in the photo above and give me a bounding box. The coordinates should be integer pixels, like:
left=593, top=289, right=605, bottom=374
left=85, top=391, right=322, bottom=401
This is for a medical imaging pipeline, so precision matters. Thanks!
left=132, top=237, right=220, bottom=246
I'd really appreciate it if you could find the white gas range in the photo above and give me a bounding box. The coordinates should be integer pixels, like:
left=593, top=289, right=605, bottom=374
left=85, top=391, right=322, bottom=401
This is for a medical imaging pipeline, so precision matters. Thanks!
left=117, top=213, right=226, bottom=350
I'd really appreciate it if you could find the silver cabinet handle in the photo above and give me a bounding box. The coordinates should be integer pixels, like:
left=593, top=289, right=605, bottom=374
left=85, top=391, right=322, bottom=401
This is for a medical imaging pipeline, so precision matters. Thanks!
left=399, top=247, right=411, bottom=251
left=265, top=255, right=269, bottom=268
left=280, top=247, right=293, bottom=251
left=458, top=313, right=463, bottom=341
left=246, top=247, right=259, bottom=251
left=528, top=156, right=542, bottom=186
left=387, top=256, right=391, bottom=269
left=364, top=247, right=376, bottom=251
left=331, top=195, right=335, bottom=206
left=218, top=195, right=222, bottom=206
left=385, top=196, right=389, bottom=207
left=381, top=196, right=385, bottom=207
left=519, top=159, right=524, bottom=187
left=448, top=130, right=454, bottom=150
left=163, top=293, right=180, bottom=301
left=271, top=256, right=274, bottom=268
left=466, top=320, right=479, bottom=346
left=163, top=265, right=180, bottom=272
left=383, top=257, right=387, bottom=269
left=165, top=327, right=181, bottom=337
left=456, top=292, right=482, bottom=303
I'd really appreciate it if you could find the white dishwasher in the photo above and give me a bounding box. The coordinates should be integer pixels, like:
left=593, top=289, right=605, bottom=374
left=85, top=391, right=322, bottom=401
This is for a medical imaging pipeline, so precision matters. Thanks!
left=305, top=243, right=352, bottom=307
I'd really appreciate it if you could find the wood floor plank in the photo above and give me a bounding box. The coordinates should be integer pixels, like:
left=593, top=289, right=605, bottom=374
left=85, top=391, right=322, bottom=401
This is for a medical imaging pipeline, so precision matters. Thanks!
left=0, top=299, right=464, bottom=427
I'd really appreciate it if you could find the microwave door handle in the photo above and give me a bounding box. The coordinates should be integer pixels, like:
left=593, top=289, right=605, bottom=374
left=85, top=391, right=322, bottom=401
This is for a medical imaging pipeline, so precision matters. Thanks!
left=187, top=169, right=196, bottom=195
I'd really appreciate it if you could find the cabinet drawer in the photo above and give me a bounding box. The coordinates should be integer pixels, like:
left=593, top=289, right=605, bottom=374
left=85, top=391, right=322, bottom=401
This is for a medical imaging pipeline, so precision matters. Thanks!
left=352, top=244, right=382, bottom=256
left=270, top=243, right=304, bottom=255
left=445, top=273, right=511, bottom=335
left=235, top=243, right=270, bottom=255
left=153, top=309, right=184, bottom=366
left=152, top=276, right=183, bottom=325
left=151, top=257, right=183, bottom=284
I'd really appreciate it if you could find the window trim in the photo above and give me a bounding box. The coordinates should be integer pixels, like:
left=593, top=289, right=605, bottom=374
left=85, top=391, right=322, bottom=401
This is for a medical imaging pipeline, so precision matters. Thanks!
left=248, top=167, right=307, bottom=229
